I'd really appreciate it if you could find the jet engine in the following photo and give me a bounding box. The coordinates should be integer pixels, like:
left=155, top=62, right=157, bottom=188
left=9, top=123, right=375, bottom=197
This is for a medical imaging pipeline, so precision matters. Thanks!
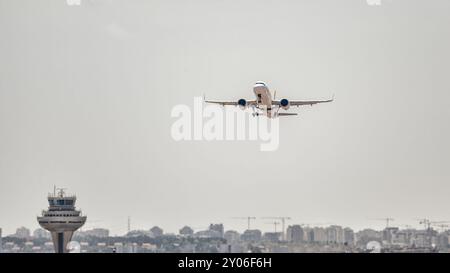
left=280, top=99, right=290, bottom=110
left=238, top=99, right=247, bottom=110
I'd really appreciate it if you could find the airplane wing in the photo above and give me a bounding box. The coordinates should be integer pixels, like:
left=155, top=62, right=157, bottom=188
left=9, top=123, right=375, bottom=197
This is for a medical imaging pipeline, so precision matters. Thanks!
left=273, top=95, right=334, bottom=106
left=204, top=100, right=257, bottom=106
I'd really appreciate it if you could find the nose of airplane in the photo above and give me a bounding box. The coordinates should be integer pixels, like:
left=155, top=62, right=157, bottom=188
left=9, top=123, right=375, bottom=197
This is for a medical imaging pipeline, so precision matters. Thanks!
left=254, top=81, right=266, bottom=87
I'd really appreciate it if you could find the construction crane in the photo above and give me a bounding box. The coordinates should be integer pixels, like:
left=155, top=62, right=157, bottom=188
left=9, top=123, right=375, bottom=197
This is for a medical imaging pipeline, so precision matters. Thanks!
left=432, top=224, right=449, bottom=232
left=261, top=217, right=291, bottom=241
left=429, top=221, right=450, bottom=231
left=374, top=218, right=395, bottom=228
left=415, top=218, right=431, bottom=230
left=416, top=219, right=450, bottom=230
left=265, top=221, right=280, bottom=233
left=232, top=216, right=257, bottom=231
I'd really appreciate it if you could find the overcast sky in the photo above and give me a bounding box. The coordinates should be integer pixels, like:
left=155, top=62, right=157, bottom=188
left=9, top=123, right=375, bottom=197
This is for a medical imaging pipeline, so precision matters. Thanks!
left=0, top=0, right=449, bottom=235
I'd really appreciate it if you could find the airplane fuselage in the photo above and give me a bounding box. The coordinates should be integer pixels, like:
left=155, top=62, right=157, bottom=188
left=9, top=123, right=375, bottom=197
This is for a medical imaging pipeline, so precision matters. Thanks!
left=253, top=82, right=274, bottom=118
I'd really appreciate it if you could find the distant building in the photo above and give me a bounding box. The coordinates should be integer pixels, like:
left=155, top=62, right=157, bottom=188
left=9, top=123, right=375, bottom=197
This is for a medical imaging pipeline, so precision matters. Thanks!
left=194, top=229, right=222, bottom=238
left=23, top=241, right=34, bottom=252
left=33, top=228, right=51, bottom=239
left=13, top=227, right=30, bottom=239
left=126, top=230, right=152, bottom=237
left=141, top=243, right=157, bottom=252
left=343, top=227, right=355, bottom=246
left=113, top=242, right=124, bottom=253
left=382, top=227, right=399, bottom=245
left=241, top=229, right=262, bottom=242
left=413, top=231, right=431, bottom=248
left=224, top=230, right=240, bottom=243
left=286, top=225, right=304, bottom=243
left=263, top=232, right=282, bottom=242
left=312, top=227, right=327, bottom=243
left=436, top=233, right=449, bottom=250
left=0, top=228, right=2, bottom=253
left=150, top=226, right=164, bottom=237
left=302, top=227, right=314, bottom=242
left=410, top=229, right=438, bottom=248
left=44, top=241, right=54, bottom=250
left=209, top=224, right=224, bottom=238
left=392, top=230, right=411, bottom=246
left=78, top=228, right=109, bottom=238
left=126, top=242, right=139, bottom=253
left=179, top=226, right=194, bottom=236
left=357, top=229, right=381, bottom=238
left=326, top=225, right=344, bottom=244
left=356, top=229, right=382, bottom=247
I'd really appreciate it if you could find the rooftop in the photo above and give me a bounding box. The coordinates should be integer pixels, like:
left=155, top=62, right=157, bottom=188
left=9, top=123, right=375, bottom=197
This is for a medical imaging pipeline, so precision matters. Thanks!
left=47, top=188, right=76, bottom=199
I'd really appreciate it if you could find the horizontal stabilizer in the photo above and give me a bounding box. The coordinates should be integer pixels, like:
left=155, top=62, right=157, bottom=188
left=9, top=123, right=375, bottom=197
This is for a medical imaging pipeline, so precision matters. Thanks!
left=278, top=113, right=298, bottom=116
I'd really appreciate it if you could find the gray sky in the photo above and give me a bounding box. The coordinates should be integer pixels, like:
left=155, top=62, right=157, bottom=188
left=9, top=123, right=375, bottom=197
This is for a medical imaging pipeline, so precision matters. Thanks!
left=1, top=0, right=449, bottom=235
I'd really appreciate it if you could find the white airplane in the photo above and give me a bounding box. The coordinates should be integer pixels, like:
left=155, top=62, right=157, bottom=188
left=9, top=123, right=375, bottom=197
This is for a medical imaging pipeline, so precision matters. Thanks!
left=205, top=81, right=334, bottom=118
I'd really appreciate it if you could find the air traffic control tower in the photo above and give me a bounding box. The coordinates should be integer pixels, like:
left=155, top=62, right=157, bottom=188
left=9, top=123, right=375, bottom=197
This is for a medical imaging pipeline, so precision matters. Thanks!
left=37, top=188, right=86, bottom=253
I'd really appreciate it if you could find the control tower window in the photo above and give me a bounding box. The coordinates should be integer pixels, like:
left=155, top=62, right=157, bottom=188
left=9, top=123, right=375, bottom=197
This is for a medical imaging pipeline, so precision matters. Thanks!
left=49, top=199, right=74, bottom=206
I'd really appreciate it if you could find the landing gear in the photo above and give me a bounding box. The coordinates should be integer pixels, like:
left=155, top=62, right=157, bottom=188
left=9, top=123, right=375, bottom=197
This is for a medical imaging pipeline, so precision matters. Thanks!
left=275, top=106, right=281, bottom=118
left=251, top=105, right=260, bottom=117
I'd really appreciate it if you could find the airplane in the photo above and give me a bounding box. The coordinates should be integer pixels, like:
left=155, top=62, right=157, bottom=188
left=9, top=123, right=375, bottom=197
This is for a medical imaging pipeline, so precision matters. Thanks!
left=204, top=81, right=334, bottom=118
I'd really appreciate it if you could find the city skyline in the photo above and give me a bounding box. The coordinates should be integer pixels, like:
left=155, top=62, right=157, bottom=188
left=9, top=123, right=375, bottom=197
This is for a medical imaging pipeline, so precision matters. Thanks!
left=2, top=220, right=448, bottom=253
left=1, top=217, right=448, bottom=237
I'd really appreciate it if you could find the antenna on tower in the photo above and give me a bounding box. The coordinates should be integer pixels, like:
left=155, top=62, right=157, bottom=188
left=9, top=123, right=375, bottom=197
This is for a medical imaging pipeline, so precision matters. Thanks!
left=127, top=216, right=131, bottom=233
